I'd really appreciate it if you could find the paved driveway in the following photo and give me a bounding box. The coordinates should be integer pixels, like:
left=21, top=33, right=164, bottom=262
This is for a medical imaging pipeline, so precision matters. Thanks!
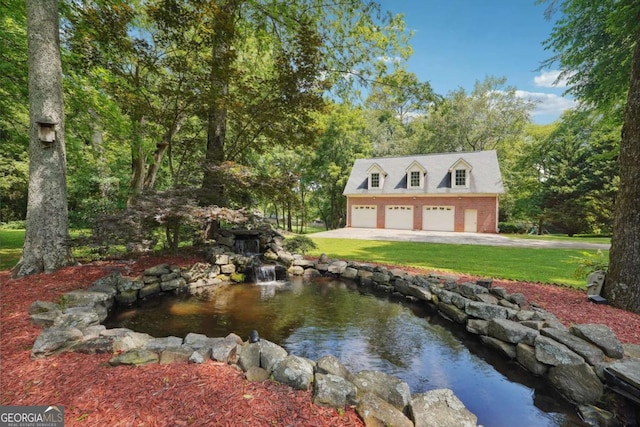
left=312, top=228, right=610, bottom=250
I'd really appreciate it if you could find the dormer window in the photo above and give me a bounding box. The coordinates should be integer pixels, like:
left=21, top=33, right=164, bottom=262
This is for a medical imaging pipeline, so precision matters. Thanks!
left=371, top=172, right=380, bottom=188
left=367, top=163, right=386, bottom=190
left=405, top=160, right=426, bottom=189
left=410, top=171, right=421, bottom=187
left=449, top=158, right=472, bottom=189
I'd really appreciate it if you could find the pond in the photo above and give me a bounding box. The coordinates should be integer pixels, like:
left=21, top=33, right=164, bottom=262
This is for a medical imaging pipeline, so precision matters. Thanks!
left=104, top=276, right=587, bottom=427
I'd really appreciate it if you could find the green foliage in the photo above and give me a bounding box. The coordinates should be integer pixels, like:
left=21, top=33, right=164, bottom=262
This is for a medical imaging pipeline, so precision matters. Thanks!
left=283, top=234, right=318, bottom=255
left=0, top=221, right=26, bottom=230
left=72, top=188, right=268, bottom=257
left=0, top=0, right=29, bottom=223
left=571, top=250, right=608, bottom=279
left=306, top=103, right=372, bottom=229
left=540, top=0, right=640, bottom=117
left=412, top=76, right=534, bottom=155
left=498, top=222, right=530, bottom=234
left=538, top=111, right=619, bottom=235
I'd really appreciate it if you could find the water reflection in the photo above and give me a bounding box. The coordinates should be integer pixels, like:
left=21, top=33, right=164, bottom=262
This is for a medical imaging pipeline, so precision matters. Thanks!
left=105, top=277, right=586, bottom=427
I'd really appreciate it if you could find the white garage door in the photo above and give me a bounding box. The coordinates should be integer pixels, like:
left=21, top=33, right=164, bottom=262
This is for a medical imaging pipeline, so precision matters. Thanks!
left=423, top=206, right=455, bottom=231
left=351, top=205, right=377, bottom=228
left=385, top=205, right=413, bottom=230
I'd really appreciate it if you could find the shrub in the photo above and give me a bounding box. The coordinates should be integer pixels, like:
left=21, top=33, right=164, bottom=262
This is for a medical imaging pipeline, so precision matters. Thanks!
left=572, top=250, right=608, bottom=279
left=0, top=220, right=26, bottom=230
left=283, top=235, right=317, bottom=255
left=71, top=188, right=265, bottom=257
left=498, top=221, right=529, bottom=234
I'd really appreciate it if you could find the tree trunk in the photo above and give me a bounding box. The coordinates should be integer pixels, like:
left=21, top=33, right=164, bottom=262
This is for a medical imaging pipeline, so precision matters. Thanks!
left=128, top=116, right=147, bottom=206
left=604, top=30, right=640, bottom=314
left=144, top=115, right=183, bottom=190
left=201, top=96, right=227, bottom=205
left=14, top=0, right=73, bottom=277
left=200, top=0, right=237, bottom=207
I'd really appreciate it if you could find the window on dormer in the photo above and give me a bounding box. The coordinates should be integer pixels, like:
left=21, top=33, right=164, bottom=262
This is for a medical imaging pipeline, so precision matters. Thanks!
left=371, top=172, right=380, bottom=188
left=455, top=169, right=466, bottom=187
left=410, top=171, right=420, bottom=187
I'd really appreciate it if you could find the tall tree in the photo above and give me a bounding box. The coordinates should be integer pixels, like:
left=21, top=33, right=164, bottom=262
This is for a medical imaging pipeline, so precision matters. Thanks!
left=14, top=0, right=73, bottom=276
left=542, top=0, right=640, bottom=312
left=414, top=76, right=534, bottom=155
left=365, top=69, right=438, bottom=156
left=608, top=30, right=640, bottom=312
left=309, top=103, right=371, bottom=228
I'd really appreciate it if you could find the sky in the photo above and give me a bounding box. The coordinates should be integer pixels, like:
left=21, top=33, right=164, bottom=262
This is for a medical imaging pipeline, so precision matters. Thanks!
left=377, top=0, right=576, bottom=124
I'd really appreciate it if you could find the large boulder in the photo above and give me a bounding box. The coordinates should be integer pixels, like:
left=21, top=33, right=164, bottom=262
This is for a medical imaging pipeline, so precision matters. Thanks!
left=516, top=343, right=549, bottom=376
left=31, top=327, right=84, bottom=358
left=534, top=335, right=585, bottom=366
left=438, top=302, right=468, bottom=324
left=54, top=306, right=105, bottom=329
left=465, top=301, right=508, bottom=320
left=238, top=342, right=261, bottom=371
left=210, top=337, right=240, bottom=363
left=605, top=358, right=640, bottom=390
left=540, top=327, right=605, bottom=365
left=547, top=363, right=603, bottom=404
left=313, top=373, right=357, bottom=408
left=62, top=290, right=114, bottom=310
left=353, top=370, right=411, bottom=411
left=315, top=355, right=354, bottom=382
left=479, top=336, right=516, bottom=359
left=109, top=349, right=159, bottom=366
left=112, top=330, right=153, bottom=352
left=570, top=324, right=624, bottom=359
left=160, top=346, right=193, bottom=364
left=356, top=392, right=413, bottom=427
left=259, top=340, right=288, bottom=374
left=71, top=336, right=115, bottom=354
left=328, top=260, right=348, bottom=275
left=458, top=282, right=489, bottom=299
left=144, top=336, right=184, bottom=352
left=272, top=355, right=314, bottom=390
left=410, top=389, right=479, bottom=427
left=488, top=318, right=539, bottom=346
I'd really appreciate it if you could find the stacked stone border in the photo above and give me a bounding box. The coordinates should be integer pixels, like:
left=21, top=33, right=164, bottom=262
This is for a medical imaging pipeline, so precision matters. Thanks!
left=28, top=236, right=640, bottom=426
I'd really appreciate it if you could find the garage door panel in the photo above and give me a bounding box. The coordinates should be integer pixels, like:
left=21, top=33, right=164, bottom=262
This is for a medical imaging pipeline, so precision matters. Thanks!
left=351, top=205, right=377, bottom=228
left=385, top=205, right=413, bottom=230
left=423, top=206, right=454, bottom=231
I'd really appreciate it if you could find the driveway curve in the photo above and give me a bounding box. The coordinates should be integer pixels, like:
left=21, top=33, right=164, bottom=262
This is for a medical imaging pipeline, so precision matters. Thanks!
left=311, top=228, right=610, bottom=250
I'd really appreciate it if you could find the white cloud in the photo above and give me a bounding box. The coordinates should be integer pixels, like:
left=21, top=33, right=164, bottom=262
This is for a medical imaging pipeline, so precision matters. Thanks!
left=533, top=70, right=571, bottom=88
left=515, top=90, right=577, bottom=117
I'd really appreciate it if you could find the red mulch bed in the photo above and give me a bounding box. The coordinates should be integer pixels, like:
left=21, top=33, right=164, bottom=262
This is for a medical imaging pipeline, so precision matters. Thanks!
left=2, top=255, right=639, bottom=426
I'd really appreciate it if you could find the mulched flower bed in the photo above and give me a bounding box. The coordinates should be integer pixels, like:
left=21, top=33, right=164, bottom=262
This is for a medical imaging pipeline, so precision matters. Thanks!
left=2, top=255, right=639, bottom=426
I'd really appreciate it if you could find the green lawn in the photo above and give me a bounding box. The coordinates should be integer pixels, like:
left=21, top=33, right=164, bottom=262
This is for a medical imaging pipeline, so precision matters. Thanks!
left=2, top=228, right=601, bottom=289
left=308, top=237, right=601, bottom=288
left=0, top=229, right=25, bottom=270
left=504, top=233, right=611, bottom=245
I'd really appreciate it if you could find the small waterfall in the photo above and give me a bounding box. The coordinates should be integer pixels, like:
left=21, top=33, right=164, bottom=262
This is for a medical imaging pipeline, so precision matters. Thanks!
left=233, top=238, right=260, bottom=256
left=254, top=264, right=277, bottom=284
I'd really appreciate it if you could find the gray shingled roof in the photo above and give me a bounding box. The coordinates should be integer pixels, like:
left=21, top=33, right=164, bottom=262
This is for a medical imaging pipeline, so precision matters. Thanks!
left=343, top=150, right=504, bottom=195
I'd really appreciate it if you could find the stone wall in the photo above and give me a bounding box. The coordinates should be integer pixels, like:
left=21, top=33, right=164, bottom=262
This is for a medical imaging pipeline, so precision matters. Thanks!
left=28, top=247, right=640, bottom=426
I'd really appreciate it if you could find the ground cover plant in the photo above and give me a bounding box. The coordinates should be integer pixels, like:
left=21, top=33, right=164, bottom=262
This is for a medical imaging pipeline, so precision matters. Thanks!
left=308, top=237, right=604, bottom=288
